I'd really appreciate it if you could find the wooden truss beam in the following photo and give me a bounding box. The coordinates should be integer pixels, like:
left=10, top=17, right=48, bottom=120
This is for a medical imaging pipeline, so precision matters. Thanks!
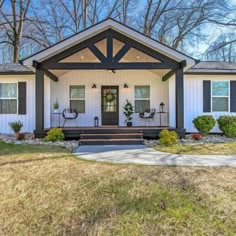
left=162, top=60, right=187, bottom=81
left=33, top=60, right=58, bottom=82
left=40, top=29, right=179, bottom=70
left=42, top=62, right=176, bottom=70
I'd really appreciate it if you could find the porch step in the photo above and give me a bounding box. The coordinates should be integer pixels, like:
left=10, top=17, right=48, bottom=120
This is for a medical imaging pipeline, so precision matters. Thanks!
left=79, top=130, right=144, bottom=145
left=80, top=133, right=143, bottom=140
left=79, top=138, right=144, bottom=145
left=79, top=128, right=144, bottom=134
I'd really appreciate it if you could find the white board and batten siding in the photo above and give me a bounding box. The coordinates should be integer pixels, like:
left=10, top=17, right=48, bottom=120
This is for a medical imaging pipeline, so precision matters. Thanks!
left=184, top=74, right=236, bottom=133
left=51, top=70, right=169, bottom=127
left=0, top=75, right=51, bottom=134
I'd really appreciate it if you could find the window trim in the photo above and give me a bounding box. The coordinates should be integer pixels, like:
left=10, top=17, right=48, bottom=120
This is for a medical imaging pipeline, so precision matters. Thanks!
left=69, top=85, right=86, bottom=113
left=134, top=85, right=150, bottom=113
left=0, top=82, right=18, bottom=114
left=211, top=81, right=230, bottom=113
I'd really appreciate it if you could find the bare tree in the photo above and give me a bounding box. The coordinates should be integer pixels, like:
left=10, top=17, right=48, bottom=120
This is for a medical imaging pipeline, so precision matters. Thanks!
left=205, top=33, right=236, bottom=62
left=0, top=0, right=31, bottom=62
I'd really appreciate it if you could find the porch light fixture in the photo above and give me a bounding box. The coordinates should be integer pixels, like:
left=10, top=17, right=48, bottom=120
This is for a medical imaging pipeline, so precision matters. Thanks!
left=159, top=102, right=165, bottom=113
left=108, top=69, right=116, bottom=73
left=80, top=55, right=84, bottom=59
left=124, top=83, right=128, bottom=88
left=92, top=83, right=97, bottom=88
left=136, top=56, right=140, bottom=59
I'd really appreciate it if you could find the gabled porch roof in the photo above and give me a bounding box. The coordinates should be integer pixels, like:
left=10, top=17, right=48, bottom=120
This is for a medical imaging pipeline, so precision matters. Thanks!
left=21, top=18, right=196, bottom=67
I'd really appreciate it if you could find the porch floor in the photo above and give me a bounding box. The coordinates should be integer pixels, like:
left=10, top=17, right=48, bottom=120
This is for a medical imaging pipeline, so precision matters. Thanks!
left=37, top=126, right=185, bottom=140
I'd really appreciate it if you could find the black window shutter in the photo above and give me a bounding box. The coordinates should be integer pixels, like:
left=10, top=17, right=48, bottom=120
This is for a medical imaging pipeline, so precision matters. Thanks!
left=230, top=81, right=236, bottom=112
left=203, top=80, right=211, bottom=112
left=18, top=82, right=26, bottom=114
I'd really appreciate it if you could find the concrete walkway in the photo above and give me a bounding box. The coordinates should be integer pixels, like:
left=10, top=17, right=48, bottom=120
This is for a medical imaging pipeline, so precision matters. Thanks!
left=73, top=145, right=236, bottom=167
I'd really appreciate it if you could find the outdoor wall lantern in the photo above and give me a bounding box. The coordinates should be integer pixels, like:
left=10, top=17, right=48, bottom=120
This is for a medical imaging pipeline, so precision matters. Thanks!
left=92, top=83, right=97, bottom=88
left=94, top=116, right=99, bottom=127
left=159, top=102, right=165, bottom=113
left=124, top=83, right=128, bottom=88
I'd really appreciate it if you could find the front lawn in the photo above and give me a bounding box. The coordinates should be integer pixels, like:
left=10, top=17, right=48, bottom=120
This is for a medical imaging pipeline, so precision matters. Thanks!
left=0, top=141, right=236, bottom=235
left=155, top=142, right=236, bottom=155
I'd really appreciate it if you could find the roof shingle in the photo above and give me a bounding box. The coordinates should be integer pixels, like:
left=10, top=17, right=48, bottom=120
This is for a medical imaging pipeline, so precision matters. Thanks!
left=0, top=63, right=34, bottom=74
left=186, top=61, right=236, bottom=74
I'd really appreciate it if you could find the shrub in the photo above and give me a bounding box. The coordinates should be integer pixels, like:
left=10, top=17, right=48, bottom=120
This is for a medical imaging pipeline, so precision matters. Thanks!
left=159, top=129, right=179, bottom=146
left=217, top=116, right=236, bottom=137
left=191, top=133, right=202, bottom=141
left=44, top=128, right=64, bottom=142
left=9, top=121, right=23, bottom=134
left=192, top=115, right=216, bottom=136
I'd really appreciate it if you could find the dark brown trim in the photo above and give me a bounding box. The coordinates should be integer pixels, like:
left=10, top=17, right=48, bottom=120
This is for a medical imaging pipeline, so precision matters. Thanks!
left=42, top=62, right=175, bottom=70
left=203, top=80, right=211, bottom=112
left=41, top=31, right=108, bottom=65
left=109, top=29, right=178, bottom=67
left=107, top=35, right=113, bottom=63
left=113, top=43, right=131, bottom=63
left=162, top=69, right=175, bottom=81
left=88, top=44, right=106, bottom=62
left=18, top=82, right=27, bottom=115
left=44, top=70, right=58, bottom=82
left=185, top=72, right=236, bottom=75
left=39, top=29, right=179, bottom=69
left=230, top=81, right=236, bottom=112
left=101, top=86, right=119, bottom=126
left=176, top=68, right=184, bottom=129
left=33, top=60, right=58, bottom=82
left=35, top=69, right=44, bottom=131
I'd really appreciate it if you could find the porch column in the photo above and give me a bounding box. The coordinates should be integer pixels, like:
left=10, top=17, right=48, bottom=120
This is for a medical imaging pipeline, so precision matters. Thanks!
left=175, top=68, right=184, bottom=129
left=35, top=68, right=44, bottom=131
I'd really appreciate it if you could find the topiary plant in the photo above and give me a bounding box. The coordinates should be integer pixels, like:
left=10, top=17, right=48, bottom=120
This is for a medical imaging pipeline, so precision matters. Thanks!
left=217, top=116, right=236, bottom=137
left=9, top=121, right=23, bottom=134
left=159, top=129, right=179, bottom=146
left=123, top=99, right=134, bottom=126
left=44, top=128, right=64, bottom=142
left=192, top=115, right=216, bottom=136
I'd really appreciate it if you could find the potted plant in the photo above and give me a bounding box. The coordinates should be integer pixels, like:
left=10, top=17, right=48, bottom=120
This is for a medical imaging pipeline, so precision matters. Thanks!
left=53, top=100, right=59, bottom=113
left=191, top=133, right=202, bottom=140
left=9, top=121, right=24, bottom=140
left=123, top=99, right=134, bottom=127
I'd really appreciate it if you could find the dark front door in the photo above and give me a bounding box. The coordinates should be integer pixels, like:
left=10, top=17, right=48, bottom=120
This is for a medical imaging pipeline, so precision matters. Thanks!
left=101, top=86, right=119, bottom=125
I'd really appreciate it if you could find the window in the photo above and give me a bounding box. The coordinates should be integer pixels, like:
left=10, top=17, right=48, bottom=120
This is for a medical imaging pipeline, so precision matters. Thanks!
left=0, top=83, right=17, bottom=114
left=212, top=81, right=229, bottom=112
left=134, top=85, right=150, bottom=113
left=69, top=85, right=85, bottom=113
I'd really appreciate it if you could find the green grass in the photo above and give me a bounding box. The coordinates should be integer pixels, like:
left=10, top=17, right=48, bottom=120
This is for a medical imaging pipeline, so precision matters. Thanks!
left=155, top=142, right=236, bottom=155
left=0, top=141, right=236, bottom=235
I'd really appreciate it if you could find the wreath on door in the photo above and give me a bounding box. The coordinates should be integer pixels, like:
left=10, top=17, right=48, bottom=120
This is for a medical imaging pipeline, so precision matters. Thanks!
left=105, top=91, right=115, bottom=103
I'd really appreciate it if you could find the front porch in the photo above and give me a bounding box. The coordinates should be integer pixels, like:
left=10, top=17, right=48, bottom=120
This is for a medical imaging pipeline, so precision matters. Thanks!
left=21, top=19, right=194, bottom=140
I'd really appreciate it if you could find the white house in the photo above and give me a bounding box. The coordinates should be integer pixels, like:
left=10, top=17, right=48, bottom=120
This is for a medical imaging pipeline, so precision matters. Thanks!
left=0, top=19, right=236, bottom=143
